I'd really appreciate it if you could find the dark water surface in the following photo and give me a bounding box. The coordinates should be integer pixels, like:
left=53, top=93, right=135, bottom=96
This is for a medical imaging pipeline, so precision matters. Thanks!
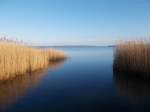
left=1, top=47, right=150, bottom=112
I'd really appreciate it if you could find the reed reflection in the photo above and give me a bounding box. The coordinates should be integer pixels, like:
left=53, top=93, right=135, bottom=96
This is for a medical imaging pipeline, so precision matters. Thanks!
left=0, top=59, right=65, bottom=110
left=113, top=72, right=150, bottom=104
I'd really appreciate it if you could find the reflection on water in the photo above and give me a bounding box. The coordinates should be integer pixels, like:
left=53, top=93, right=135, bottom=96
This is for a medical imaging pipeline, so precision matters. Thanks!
left=113, top=72, right=150, bottom=104
left=0, top=60, right=65, bottom=111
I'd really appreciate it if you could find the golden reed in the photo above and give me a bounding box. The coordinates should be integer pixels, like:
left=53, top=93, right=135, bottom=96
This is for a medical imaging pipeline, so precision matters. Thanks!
left=0, top=41, right=66, bottom=80
left=113, top=40, right=150, bottom=76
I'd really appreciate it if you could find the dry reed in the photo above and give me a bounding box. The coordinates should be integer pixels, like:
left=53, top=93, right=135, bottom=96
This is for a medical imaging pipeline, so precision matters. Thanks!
left=113, top=40, right=150, bottom=76
left=0, top=41, right=66, bottom=80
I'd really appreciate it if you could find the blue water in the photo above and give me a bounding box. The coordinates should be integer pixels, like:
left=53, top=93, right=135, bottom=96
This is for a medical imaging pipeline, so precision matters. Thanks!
left=1, top=47, right=150, bottom=112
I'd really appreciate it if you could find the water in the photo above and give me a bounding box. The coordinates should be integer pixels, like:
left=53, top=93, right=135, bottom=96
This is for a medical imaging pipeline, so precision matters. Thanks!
left=1, top=47, right=150, bottom=112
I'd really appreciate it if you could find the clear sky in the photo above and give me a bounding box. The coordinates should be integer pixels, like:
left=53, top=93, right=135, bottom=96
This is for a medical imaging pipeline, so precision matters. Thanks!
left=0, top=0, right=150, bottom=45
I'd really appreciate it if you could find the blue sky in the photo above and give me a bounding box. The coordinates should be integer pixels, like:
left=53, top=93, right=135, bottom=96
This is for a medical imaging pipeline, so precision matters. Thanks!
left=0, top=0, right=150, bottom=45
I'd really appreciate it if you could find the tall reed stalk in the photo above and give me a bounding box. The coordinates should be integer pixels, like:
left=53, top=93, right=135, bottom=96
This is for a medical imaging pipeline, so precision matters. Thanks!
left=113, top=40, right=150, bottom=76
left=0, top=41, right=66, bottom=80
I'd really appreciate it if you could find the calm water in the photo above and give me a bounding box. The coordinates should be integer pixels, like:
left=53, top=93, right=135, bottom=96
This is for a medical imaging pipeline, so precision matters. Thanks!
left=1, top=47, right=150, bottom=112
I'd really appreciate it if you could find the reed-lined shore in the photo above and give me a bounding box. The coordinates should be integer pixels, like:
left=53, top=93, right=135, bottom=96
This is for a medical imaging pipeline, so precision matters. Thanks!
left=113, top=40, right=150, bottom=76
left=0, top=59, right=65, bottom=110
left=0, top=41, right=66, bottom=80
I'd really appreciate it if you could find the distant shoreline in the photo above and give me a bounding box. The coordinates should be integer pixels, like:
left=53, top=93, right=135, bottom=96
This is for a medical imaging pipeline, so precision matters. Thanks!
left=34, top=45, right=116, bottom=48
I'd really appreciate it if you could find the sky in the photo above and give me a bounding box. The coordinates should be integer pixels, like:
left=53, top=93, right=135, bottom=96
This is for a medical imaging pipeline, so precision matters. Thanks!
left=0, top=0, right=150, bottom=45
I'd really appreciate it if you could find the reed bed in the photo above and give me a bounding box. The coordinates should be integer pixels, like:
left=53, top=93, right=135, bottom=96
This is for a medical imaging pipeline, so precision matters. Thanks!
left=0, top=41, right=66, bottom=80
left=113, top=40, right=150, bottom=76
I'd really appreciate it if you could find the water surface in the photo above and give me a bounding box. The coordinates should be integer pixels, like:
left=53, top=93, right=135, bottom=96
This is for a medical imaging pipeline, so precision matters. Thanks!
left=1, top=47, right=150, bottom=112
